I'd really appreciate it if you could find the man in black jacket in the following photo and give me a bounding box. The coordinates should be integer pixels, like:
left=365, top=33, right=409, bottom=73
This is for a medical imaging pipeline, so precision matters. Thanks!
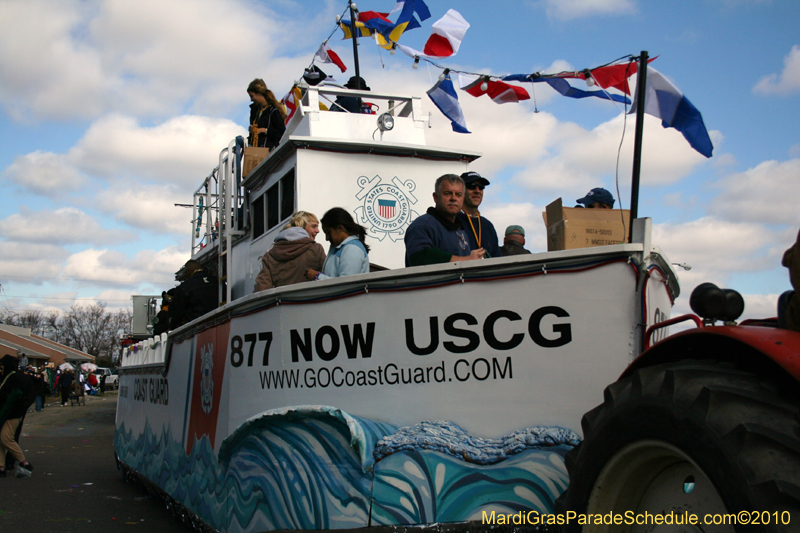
left=170, top=260, right=218, bottom=327
left=0, top=355, right=34, bottom=477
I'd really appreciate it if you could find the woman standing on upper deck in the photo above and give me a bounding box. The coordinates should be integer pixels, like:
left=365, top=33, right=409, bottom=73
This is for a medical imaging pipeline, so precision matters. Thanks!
left=247, top=79, right=286, bottom=150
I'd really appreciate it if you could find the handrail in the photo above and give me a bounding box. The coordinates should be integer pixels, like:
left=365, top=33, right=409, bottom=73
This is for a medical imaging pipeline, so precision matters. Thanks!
left=644, top=314, right=703, bottom=349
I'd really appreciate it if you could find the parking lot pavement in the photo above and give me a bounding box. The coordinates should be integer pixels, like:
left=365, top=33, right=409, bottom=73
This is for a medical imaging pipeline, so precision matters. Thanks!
left=0, top=392, right=188, bottom=533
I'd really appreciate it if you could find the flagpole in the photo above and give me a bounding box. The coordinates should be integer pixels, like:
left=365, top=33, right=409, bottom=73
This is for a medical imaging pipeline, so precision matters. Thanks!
left=629, top=51, right=648, bottom=242
left=348, top=0, right=361, bottom=84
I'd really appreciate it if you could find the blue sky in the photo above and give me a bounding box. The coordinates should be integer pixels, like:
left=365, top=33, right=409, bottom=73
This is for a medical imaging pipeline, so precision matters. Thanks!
left=1, top=0, right=798, bottom=319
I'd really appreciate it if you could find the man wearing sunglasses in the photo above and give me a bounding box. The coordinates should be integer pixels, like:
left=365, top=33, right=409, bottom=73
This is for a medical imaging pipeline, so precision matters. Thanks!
left=457, top=171, right=502, bottom=259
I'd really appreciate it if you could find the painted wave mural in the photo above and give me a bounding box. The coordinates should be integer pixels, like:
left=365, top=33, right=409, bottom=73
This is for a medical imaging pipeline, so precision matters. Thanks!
left=115, top=407, right=579, bottom=532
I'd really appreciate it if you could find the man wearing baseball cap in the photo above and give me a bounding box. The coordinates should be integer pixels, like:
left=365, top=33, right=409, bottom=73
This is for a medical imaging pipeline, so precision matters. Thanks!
left=500, top=225, right=531, bottom=256
left=457, top=171, right=502, bottom=258
left=576, top=187, right=615, bottom=209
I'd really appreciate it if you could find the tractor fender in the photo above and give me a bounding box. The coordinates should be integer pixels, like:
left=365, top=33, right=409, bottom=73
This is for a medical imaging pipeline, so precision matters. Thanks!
left=624, top=325, right=800, bottom=384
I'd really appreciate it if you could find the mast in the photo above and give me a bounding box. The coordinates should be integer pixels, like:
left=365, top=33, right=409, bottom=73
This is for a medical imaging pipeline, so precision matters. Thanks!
left=630, top=50, right=648, bottom=242
left=348, top=0, right=361, bottom=84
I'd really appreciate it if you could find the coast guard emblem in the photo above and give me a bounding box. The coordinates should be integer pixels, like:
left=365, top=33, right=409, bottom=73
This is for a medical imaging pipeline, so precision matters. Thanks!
left=200, top=343, right=214, bottom=415
left=354, top=175, right=419, bottom=241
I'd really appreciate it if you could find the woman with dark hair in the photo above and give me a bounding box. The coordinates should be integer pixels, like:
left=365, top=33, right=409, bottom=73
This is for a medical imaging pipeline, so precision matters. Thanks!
left=247, top=78, right=287, bottom=150
left=305, top=208, right=370, bottom=281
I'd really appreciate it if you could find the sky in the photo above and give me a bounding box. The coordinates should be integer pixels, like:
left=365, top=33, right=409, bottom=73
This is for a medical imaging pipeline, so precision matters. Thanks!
left=0, top=0, right=798, bottom=323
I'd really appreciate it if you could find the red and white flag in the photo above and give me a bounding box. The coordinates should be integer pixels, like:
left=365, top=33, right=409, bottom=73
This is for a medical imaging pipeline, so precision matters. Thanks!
left=315, top=43, right=347, bottom=73
left=460, top=75, right=530, bottom=104
left=281, top=87, right=302, bottom=125
left=397, top=9, right=469, bottom=59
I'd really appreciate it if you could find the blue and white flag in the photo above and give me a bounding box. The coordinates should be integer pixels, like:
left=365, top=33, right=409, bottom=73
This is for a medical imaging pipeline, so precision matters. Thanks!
left=427, top=73, right=470, bottom=134
left=631, top=67, right=713, bottom=158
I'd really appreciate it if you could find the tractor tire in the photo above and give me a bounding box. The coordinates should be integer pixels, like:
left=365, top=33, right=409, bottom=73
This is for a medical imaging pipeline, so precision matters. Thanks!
left=560, top=359, right=800, bottom=533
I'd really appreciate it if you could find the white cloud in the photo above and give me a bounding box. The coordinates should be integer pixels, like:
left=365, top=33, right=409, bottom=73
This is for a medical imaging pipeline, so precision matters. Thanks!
left=0, top=242, right=66, bottom=282
left=2, top=151, right=87, bottom=195
left=0, top=0, right=336, bottom=121
left=62, top=246, right=188, bottom=286
left=96, top=184, right=191, bottom=235
left=0, top=0, right=108, bottom=120
left=540, top=0, right=636, bottom=20
left=709, top=159, right=800, bottom=225
left=0, top=207, right=130, bottom=245
left=70, top=114, right=246, bottom=186
left=753, top=45, right=800, bottom=96
left=652, top=217, right=778, bottom=289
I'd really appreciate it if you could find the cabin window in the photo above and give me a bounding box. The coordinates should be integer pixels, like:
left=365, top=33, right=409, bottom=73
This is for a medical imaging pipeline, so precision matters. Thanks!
left=252, top=168, right=296, bottom=238
left=280, top=170, right=295, bottom=221
left=266, top=183, right=280, bottom=230
left=252, top=194, right=264, bottom=238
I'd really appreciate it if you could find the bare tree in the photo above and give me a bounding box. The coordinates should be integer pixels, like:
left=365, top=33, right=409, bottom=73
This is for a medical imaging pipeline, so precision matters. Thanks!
left=0, top=308, right=49, bottom=335
left=2, top=304, right=132, bottom=363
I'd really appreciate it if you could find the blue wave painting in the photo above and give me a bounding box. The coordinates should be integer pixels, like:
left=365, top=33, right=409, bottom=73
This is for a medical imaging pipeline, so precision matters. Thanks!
left=371, top=421, right=579, bottom=525
left=115, top=407, right=579, bottom=532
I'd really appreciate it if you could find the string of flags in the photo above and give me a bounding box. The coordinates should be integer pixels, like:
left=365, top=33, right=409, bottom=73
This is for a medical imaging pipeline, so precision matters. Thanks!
left=287, top=0, right=713, bottom=158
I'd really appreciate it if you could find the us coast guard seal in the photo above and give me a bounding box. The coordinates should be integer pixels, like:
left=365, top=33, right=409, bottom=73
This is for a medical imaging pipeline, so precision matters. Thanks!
left=354, top=175, right=419, bottom=241
left=200, top=343, right=214, bottom=415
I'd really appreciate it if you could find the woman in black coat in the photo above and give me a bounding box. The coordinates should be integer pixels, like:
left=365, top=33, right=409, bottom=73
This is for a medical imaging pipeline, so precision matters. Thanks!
left=247, top=78, right=286, bottom=150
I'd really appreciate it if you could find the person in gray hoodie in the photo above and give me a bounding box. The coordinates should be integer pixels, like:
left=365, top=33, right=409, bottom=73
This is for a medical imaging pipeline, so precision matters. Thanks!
left=254, top=211, right=326, bottom=291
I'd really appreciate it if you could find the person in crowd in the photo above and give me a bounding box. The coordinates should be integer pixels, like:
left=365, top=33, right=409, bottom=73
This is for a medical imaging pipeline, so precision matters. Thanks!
left=255, top=211, right=326, bottom=291
left=457, top=171, right=502, bottom=259
left=153, top=288, right=177, bottom=336
left=247, top=78, right=287, bottom=150
left=0, top=355, right=34, bottom=478
left=305, top=208, right=370, bottom=281
left=18, top=353, right=28, bottom=370
left=405, top=174, right=486, bottom=267
left=500, top=225, right=532, bottom=256
left=333, top=76, right=370, bottom=113
left=30, top=368, right=48, bottom=412
left=170, top=260, right=219, bottom=327
left=99, top=373, right=107, bottom=394
left=780, top=229, right=800, bottom=331
left=87, top=372, right=98, bottom=395
left=59, top=369, right=73, bottom=406
left=576, top=187, right=615, bottom=209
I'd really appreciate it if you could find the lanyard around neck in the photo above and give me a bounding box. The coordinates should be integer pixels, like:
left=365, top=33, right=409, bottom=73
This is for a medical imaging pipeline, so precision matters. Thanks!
left=465, top=213, right=481, bottom=248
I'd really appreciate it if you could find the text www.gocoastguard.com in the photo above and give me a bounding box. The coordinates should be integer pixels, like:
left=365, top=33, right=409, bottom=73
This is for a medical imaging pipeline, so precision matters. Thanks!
left=259, top=357, right=512, bottom=389
left=482, top=510, right=793, bottom=527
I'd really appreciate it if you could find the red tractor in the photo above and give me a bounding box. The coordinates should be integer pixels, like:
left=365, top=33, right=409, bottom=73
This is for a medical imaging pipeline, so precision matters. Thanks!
left=561, top=283, right=800, bottom=532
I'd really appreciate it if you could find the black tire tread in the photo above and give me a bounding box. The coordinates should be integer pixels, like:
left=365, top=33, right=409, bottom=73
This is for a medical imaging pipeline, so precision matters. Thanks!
left=561, top=359, right=800, bottom=533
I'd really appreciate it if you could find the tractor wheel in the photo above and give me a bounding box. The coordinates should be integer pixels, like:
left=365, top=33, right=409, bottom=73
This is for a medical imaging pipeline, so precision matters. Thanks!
left=561, top=360, right=800, bottom=532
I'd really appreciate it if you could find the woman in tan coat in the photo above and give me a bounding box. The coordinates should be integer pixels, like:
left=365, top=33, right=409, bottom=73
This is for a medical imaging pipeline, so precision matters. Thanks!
left=254, top=211, right=326, bottom=292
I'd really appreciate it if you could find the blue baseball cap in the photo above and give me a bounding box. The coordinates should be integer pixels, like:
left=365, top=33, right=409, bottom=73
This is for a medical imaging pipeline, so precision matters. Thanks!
left=576, top=187, right=615, bottom=208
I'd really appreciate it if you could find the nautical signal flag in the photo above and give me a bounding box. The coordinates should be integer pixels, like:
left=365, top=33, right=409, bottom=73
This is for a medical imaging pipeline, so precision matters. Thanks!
left=503, top=74, right=631, bottom=105
left=281, top=87, right=303, bottom=125
left=315, top=44, right=347, bottom=73
left=460, top=75, right=530, bottom=104
left=630, top=67, right=713, bottom=158
left=427, top=73, right=470, bottom=133
left=397, top=9, right=469, bottom=59
left=341, top=0, right=431, bottom=49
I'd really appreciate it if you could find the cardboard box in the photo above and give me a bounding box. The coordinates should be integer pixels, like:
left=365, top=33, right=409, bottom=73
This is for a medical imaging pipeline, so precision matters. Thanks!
left=543, top=198, right=631, bottom=251
left=243, top=147, right=270, bottom=177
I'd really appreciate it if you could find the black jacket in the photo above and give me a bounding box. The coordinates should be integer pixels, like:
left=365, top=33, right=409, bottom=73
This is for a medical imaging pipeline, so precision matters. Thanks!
left=171, top=269, right=219, bottom=327
left=249, top=104, right=286, bottom=150
left=0, top=355, right=34, bottom=423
